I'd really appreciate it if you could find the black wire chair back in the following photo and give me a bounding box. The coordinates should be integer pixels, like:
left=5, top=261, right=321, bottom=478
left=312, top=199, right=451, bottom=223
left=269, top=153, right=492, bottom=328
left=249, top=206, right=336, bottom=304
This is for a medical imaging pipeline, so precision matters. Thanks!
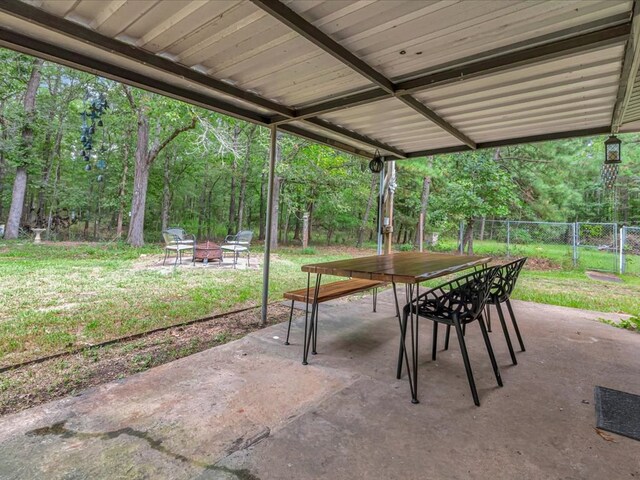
left=410, top=266, right=499, bottom=325
left=488, top=257, right=527, bottom=304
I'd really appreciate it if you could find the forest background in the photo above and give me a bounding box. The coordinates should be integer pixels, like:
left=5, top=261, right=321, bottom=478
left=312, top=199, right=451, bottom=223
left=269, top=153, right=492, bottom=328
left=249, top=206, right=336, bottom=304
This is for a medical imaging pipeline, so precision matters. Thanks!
left=1, top=51, right=640, bottom=249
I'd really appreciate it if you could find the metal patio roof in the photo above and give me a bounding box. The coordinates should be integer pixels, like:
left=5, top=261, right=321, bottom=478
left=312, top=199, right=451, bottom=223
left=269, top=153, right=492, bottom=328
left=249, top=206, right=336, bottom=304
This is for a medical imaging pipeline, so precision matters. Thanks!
left=2, top=0, right=640, bottom=159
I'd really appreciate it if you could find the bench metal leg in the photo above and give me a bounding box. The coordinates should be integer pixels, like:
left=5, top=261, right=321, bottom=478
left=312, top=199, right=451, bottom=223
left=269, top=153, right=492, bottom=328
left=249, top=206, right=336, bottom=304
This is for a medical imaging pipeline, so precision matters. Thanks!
left=285, top=299, right=294, bottom=345
left=444, top=325, right=450, bottom=350
left=303, top=273, right=321, bottom=364
left=372, top=288, right=378, bottom=312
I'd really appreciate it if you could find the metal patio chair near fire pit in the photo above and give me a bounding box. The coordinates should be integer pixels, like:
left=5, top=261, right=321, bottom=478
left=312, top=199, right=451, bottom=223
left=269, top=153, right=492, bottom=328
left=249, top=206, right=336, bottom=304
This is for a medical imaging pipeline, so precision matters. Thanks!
left=221, top=230, right=253, bottom=267
left=162, top=228, right=195, bottom=266
left=399, top=266, right=502, bottom=406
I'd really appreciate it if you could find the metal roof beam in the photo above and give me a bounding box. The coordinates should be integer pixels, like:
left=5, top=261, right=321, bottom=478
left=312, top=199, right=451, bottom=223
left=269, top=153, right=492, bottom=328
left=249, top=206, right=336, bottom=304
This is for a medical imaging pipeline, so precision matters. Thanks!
left=278, top=124, right=373, bottom=158
left=303, top=118, right=406, bottom=159
left=252, top=0, right=476, bottom=149
left=0, top=27, right=271, bottom=125
left=0, top=0, right=295, bottom=118
left=611, top=1, right=640, bottom=132
left=405, top=127, right=611, bottom=158
left=397, top=96, right=476, bottom=149
left=270, top=88, right=391, bottom=125
left=249, top=0, right=394, bottom=94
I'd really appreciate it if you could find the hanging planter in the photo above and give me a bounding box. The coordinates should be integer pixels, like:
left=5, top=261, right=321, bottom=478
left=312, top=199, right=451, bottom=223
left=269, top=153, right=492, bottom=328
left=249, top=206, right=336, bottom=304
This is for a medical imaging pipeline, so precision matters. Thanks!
left=368, top=149, right=384, bottom=173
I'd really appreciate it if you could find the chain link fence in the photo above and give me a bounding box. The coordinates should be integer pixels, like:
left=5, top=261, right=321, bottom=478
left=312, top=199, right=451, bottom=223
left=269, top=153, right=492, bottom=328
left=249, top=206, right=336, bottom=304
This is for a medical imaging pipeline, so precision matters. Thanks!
left=457, top=220, right=628, bottom=273
left=621, top=226, right=640, bottom=275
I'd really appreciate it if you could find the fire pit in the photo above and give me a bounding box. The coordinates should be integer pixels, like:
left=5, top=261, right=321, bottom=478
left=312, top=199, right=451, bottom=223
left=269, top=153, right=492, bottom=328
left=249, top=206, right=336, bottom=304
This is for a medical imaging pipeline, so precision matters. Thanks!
left=193, top=241, right=222, bottom=265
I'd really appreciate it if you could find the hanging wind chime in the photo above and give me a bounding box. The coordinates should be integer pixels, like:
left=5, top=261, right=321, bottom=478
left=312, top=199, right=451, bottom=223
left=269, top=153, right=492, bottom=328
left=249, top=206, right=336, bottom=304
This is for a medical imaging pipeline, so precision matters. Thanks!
left=79, top=93, right=109, bottom=181
left=601, top=135, right=621, bottom=189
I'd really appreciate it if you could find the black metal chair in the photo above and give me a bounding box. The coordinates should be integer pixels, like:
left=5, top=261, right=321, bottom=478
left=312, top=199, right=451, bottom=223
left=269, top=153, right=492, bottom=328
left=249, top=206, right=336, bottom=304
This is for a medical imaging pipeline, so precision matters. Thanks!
left=444, top=257, right=527, bottom=366
left=398, top=266, right=502, bottom=406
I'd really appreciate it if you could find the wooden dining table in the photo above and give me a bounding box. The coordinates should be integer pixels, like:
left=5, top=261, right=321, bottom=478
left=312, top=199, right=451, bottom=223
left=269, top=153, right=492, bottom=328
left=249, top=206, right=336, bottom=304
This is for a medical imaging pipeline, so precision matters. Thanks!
left=300, top=252, right=491, bottom=403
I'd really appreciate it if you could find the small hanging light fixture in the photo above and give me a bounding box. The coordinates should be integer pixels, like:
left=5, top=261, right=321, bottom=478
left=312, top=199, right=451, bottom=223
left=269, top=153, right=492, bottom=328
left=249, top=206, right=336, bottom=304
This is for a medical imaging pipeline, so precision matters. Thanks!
left=601, top=135, right=622, bottom=189
left=368, top=149, right=384, bottom=173
left=604, top=135, right=621, bottom=164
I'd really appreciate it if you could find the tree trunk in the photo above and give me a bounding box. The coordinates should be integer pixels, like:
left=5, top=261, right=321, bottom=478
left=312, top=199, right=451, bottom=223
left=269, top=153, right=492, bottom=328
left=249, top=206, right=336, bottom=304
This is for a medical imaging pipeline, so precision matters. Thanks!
left=116, top=143, right=130, bottom=239
left=293, top=212, right=302, bottom=241
left=237, top=125, right=256, bottom=232
left=479, top=216, right=486, bottom=241
left=414, top=171, right=432, bottom=248
left=161, top=153, right=171, bottom=231
left=127, top=152, right=150, bottom=246
left=5, top=59, right=43, bottom=239
left=461, top=218, right=475, bottom=254
left=357, top=174, right=377, bottom=247
left=259, top=171, right=265, bottom=240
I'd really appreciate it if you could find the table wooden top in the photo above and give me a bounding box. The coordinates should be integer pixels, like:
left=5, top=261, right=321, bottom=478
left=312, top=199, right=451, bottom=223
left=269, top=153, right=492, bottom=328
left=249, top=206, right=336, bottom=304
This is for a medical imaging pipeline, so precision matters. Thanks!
left=301, top=252, right=490, bottom=284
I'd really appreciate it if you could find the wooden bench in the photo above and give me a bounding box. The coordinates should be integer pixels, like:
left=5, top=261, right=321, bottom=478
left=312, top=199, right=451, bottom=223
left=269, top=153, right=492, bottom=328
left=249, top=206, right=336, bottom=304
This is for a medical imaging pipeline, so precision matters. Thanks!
left=284, top=278, right=383, bottom=346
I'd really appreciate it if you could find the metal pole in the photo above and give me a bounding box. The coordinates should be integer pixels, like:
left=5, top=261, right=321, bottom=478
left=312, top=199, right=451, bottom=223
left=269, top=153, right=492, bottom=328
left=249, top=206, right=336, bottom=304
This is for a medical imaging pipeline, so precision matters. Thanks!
left=620, top=226, right=626, bottom=274
left=377, top=161, right=385, bottom=255
left=261, top=125, right=278, bottom=325
left=571, top=223, right=578, bottom=267
left=458, top=220, right=464, bottom=254
left=506, top=220, right=511, bottom=257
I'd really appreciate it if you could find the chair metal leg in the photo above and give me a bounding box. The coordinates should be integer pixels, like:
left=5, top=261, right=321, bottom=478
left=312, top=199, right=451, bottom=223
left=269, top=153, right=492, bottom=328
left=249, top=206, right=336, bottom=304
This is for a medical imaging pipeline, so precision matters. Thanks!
left=486, top=304, right=492, bottom=332
left=163, top=249, right=168, bottom=266
left=506, top=299, right=525, bottom=351
left=444, top=325, right=451, bottom=350
left=496, top=301, right=518, bottom=365
left=285, top=300, right=294, bottom=345
left=479, top=315, right=503, bottom=387
left=432, top=321, right=438, bottom=360
left=453, top=317, right=480, bottom=407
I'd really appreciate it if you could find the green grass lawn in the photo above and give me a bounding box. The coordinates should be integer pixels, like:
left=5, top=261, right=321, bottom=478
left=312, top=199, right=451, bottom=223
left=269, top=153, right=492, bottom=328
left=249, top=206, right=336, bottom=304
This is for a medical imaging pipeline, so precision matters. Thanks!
left=1, top=241, right=638, bottom=367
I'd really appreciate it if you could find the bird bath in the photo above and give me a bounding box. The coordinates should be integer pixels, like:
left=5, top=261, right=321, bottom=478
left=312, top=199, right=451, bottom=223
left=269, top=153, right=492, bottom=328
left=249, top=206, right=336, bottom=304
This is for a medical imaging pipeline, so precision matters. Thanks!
left=32, top=228, right=46, bottom=244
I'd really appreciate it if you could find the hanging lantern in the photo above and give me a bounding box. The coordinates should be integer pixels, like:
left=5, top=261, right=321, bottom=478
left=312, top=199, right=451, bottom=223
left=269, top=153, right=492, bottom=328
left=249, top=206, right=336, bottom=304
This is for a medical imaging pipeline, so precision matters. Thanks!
left=604, top=135, right=621, bottom=164
left=368, top=150, right=384, bottom=173
left=601, top=135, right=622, bottom=189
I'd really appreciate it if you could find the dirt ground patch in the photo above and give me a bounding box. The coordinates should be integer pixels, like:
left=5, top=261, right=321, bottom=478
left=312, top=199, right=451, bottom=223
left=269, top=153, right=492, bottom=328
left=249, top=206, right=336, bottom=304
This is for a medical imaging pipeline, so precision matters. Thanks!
left=0, top=303, right=290, bottom=416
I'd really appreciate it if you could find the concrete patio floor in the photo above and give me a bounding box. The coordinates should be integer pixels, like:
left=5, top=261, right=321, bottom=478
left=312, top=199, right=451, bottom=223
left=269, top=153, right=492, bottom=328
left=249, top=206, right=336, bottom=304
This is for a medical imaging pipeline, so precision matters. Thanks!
left=1, top=291, right=639, bottom=479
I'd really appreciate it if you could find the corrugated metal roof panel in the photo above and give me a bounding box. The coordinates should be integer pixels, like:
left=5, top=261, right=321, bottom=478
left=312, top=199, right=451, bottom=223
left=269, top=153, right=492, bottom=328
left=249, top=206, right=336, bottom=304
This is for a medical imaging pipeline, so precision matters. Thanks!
left=5, top=0, right=639, bottom=158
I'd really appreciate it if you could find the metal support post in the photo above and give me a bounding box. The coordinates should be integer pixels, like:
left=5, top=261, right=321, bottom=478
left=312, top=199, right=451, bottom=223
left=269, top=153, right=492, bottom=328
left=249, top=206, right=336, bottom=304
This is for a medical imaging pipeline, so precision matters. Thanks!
left=261, top=125, right=278, bottom=325
left=377, top=162, right=385, bottom=255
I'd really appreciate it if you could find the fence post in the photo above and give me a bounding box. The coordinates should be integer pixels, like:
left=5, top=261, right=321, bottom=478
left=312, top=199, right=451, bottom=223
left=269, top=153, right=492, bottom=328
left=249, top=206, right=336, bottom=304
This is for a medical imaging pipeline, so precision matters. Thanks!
left=613, top=222, right=618, bottom=273
left=506, top=220, right=511, bottom=257
left=572, top=223, right=578, bottom=267
left=620, top=226, right=626, bottom=274
left=458, top=220, right=464, bottom=254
